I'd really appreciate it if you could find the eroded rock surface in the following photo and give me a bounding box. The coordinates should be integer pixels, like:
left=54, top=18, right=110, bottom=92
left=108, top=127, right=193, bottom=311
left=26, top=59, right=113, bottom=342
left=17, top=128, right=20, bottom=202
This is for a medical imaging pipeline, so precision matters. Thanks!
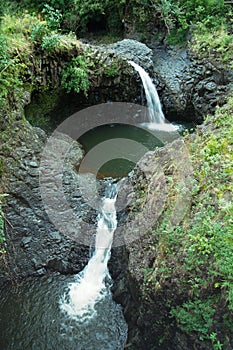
left=152, top=45, right=233, bottom=121
left=0, top=122, right=92, bottom=281
left=112, top=138, right=196, bottom=349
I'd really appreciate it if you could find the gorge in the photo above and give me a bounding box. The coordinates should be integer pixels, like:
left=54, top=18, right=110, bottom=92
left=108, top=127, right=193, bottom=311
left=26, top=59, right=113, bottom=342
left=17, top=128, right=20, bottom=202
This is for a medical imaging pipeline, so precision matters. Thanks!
left=0, top=3, right=232, bottom=348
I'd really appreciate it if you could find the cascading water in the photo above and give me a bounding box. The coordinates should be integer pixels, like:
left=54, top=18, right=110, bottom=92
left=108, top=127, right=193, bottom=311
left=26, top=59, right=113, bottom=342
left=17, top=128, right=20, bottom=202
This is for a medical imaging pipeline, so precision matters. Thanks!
left=0, top=183, right=127, bottom=350
left=129, top=60, right=165, bottom=125
left=61, top=187, right=117, bottom=319
left=57, top=182, right=127, bottom=349
left=61, top=183, right=120, bottom=318
left=0, top=53, right=191, bottom=350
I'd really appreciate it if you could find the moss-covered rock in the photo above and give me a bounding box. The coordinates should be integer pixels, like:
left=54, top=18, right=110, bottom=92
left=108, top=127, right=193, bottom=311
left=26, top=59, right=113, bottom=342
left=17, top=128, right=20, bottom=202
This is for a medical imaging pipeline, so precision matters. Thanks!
left=115, top=97, right=233, bottom=349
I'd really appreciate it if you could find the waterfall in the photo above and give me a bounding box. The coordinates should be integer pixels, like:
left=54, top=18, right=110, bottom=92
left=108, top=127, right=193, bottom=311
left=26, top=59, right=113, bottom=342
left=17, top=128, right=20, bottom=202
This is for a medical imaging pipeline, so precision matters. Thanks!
left=61, top=183, right=117, bottom=320
left=129, top=60, right=165, bottom=125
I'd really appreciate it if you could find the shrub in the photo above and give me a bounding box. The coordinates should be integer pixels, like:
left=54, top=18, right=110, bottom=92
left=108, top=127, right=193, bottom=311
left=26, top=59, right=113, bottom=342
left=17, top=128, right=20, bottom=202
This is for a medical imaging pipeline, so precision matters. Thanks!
left=0, top=13, right=36, bottom=55
left=41, top=33, right=60, bottom=52
left=31, top=23, right=48, bottom=43
left=0, top=33, right=26, bottom=109
left=144, top=96, right=233, bottom=347
left=170, top=298, right=215, bottom=338
left=31, top=4, right=62, bottom=44
left=61, top=55, right=90, bottom=95
left=104, top=63, right=118, bottom=77
left=191, top=26, right=233, bottom=68
left=42, top=4, right=62, bottom=31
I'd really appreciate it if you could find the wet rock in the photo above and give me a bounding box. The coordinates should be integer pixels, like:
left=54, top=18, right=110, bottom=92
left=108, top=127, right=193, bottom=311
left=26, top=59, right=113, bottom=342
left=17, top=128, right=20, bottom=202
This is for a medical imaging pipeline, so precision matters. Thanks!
left=99, top=40, right=232, bottom=123
left=47, top=258, right=66, bottom=272
left=28, top=161, right=38, bottom=168
left=151, top=45, right=233, bottom=122
left=49, top=232, right=62, bottom=242
left=31, top=257, right=44, bottom=270
left=0, top=121, right=90, bottom=281
left=205, top=81, right=217, bottom=91
left=106, top=39, right=153, bottom=71
left=20, top=236, right=32, bottom=248
left=152, top=46, right=192, bottom=120
left=34, top=268, right=46, bottom=276
left=112, top=138, right=195, bottom=350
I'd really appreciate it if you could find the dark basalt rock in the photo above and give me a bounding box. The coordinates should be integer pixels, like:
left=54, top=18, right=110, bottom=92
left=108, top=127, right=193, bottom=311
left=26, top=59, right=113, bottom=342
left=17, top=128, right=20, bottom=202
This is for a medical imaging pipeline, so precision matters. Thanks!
left=1, top=37, right=232, bottom=350
left=106, top=39, right=154, bottom=71
left=0, top=40, right=143, bottom=285
left=0, top=122, right=92, bottom=282
left=151, top=45, right=233, bottom=122
left=98, top=40, right=233, bottom=124
left=111, top=138, right=195, bottom=350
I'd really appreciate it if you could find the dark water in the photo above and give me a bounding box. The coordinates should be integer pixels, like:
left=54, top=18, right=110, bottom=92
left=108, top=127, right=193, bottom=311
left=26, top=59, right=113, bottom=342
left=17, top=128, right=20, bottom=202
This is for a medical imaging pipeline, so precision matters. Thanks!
left=0, top=275, right=127, bottom=350
left=78, top=122, right=183, bottom=178
left=0, top=122, right=194, bottom=349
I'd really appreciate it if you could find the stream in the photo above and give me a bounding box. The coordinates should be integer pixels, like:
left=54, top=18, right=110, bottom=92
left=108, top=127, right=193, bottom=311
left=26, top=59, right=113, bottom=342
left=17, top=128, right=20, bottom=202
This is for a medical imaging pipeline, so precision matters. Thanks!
left=0, top=61, right=195, bottom=349
left=0, top=274, right=127, bottom=350
left=0, top=120, right=193, bottom=350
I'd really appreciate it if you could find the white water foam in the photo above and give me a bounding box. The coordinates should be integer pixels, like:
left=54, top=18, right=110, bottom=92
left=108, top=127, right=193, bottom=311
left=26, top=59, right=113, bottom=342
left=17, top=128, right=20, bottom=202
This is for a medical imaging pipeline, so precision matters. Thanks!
left=129, top=60, right=165, bottom=125
left=140, top=122, right=178, bottom=132
left=60, top=189, right=117, bottom=321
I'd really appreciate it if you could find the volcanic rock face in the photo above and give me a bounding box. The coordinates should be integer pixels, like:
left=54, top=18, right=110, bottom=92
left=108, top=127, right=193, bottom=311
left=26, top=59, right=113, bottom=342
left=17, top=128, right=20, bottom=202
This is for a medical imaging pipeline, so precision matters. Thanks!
left=0, top=121, right=92, bottom=281
left=110, top=138, right=194, bottom=350
left=151, top=45, right=233, bottom=122
left=103, top=40, right=232, bottom=123
left=106, top=39, right=154, bottom=71
left=0, top=40, right=140, bottom=283
left=1, top=38, right=232, bottom=350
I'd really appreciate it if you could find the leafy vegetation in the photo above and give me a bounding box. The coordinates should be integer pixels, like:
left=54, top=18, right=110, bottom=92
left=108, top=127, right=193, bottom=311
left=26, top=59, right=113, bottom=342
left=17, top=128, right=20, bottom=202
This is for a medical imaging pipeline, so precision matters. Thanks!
left=143, top=97, right=233, bottom=347
left=0, top=6, right=85, bottom=112
left=61, top=55, right=91, bottom=95
left=191, top=25, right=233, bottom=68
left=170, top=298, right=216, bottom=338
left=0, top=12, right=39, bottom=109
left=103, top=63, right=118, bottom=78
left=0, top=1, right=232, bottom=348
left=0, top=35, right=26, bottom=110
left=0, top=0, right=232, bottom=47
left=31, top=4, right=63, bottom=49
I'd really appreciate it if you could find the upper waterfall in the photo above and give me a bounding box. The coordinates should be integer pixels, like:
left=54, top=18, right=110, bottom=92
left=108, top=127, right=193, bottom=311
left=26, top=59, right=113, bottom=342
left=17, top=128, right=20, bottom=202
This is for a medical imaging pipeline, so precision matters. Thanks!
left=129, top=60, right=165, bottom=125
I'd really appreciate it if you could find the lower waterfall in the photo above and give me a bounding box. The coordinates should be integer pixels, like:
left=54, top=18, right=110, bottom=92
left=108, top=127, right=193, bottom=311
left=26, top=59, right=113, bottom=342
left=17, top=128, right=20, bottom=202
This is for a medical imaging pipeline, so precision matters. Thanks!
left=59, top=183, right=128, bottom=350
left=61, top=183, right=117, bottom=320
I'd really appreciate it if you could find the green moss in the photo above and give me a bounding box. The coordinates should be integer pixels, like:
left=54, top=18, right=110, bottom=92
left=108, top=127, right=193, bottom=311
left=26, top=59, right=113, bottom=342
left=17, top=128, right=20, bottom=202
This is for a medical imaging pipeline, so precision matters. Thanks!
left=104, top=63, right=118, bottom=78
left=61, top=55, right=90, bottom=95
left=24, top=88, right=62, bottom=129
